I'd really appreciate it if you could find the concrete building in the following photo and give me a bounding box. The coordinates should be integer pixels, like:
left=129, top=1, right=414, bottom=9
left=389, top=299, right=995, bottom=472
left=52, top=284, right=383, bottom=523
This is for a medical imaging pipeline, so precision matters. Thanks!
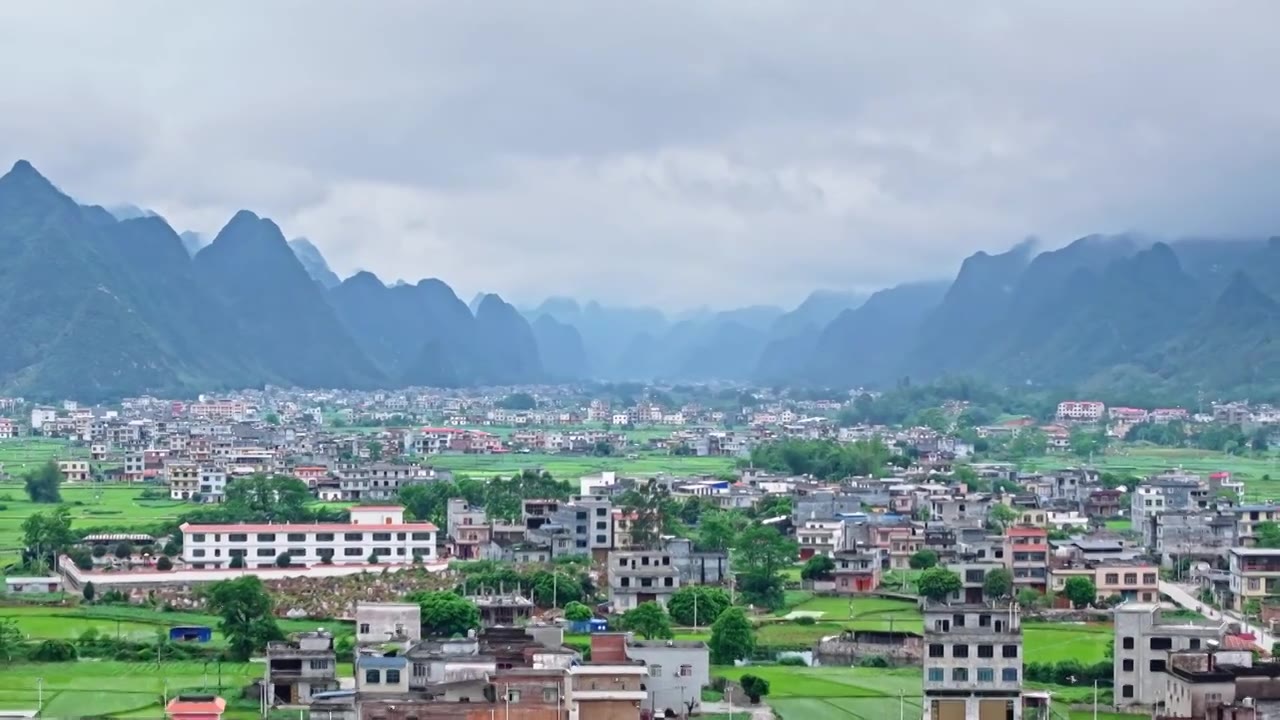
left=1050, top=561, right=1160, bottom=604
left=1163, top=649, right=1272, bottom=719
left=608, top=549, right=682, bottom=611
left=57, top=459, right=90, bottom=482
left=355, top=602, right=421, bottom=645
left=1229, top=547, right=1280, bottom=612
left=166, top=461, right=199, bottom=500
left=198, top=467, right=228, bottom=503
left=626, top=639, right=710, bottom=718
left=923, top=601, right=1024, bottom=720
left=1112, top=603, right=1226, bottom=709
left=265, top=631, right=339, bottom=706
left=181, top=506, right=437, bottom=569
left=1005, top=527, right=1049, bottom=594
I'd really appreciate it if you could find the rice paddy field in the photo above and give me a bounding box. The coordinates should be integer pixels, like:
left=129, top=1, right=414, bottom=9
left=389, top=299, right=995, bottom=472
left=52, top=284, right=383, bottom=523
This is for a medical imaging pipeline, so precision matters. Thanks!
left=425, top=451, right=736, bottom=481
left=710, top=667, right=1145, bottom=720
left=0, top=605, right=347, bottom=644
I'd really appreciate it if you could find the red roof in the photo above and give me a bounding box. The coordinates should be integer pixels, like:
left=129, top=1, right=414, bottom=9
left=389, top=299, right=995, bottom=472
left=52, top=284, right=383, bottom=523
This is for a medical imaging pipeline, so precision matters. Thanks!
left=166, top=696, right=226, bottom=715
left=1007, top=526, right=1047, bottom=537
left=181, top=521, right=438, bottom=533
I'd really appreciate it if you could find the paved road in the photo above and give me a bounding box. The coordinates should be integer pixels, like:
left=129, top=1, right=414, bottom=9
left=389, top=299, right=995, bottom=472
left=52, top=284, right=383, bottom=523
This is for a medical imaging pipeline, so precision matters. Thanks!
left=701, top=700, right=776, bottom=720
left=1159, top=580, right=1277, bottom=649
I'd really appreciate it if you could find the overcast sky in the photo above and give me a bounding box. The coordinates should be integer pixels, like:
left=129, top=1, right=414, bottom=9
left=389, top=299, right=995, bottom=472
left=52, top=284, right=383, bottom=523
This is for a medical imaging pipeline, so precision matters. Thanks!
left=2, top=2, right=1278, bottom=310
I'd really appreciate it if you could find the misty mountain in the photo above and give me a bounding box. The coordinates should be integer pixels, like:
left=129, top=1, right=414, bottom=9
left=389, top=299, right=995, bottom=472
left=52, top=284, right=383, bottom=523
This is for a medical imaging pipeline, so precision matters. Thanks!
left=532, top=314, right=590, bottom=381
left=179, top=231, right=206, bottom=256
left=107, top=203, right=159, bottom=221
left=289, top=237, right=342, bottom=289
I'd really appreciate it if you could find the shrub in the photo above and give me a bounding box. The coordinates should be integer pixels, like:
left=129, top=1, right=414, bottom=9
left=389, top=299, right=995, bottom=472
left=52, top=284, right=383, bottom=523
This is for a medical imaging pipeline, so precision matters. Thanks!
left=31, top=640, right=77, bottom=662
left=794, top=615, right=816, bottom=626
left=229, top=555, right=245, bottom=569
left=858, top=655, right=890, bottom=668
left=91, top=544, right=108, bottom=558
left=113, top=542, right=133, bottom=559
left=777, top=656, right=807, bottom=666
left=156, top=556, right=174, bottom=571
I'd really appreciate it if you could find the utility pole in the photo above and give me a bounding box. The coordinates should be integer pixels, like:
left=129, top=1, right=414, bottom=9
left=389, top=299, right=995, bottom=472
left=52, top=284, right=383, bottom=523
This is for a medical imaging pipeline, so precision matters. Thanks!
left=36, top=678, right=43, bottom=717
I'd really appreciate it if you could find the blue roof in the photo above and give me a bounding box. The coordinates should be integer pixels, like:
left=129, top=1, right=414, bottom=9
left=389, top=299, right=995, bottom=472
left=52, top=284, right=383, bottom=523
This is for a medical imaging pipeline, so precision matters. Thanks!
left=359, top=655, right=408, bottom=670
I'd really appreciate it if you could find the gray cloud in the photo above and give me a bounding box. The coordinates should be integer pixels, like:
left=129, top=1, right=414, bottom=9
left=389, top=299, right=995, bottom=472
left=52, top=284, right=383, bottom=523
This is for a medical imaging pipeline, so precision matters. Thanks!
left=2, top=1, right=1278, bottom=309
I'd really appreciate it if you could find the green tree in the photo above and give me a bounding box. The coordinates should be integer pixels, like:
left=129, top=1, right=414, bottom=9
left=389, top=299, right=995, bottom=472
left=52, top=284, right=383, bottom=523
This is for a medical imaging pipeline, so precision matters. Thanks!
left=563, top=601, right=593, bottom=622
left=1257, top=521, right=1280, bottom=549
left=407, top=591, right=481, bottom=638
left=618, top=478, right=676, bottom=548
left=156, top=556, right=174, bottom=571
left=21, top=507, right=76, bottom=566
left=909, top=549, right=939, bottom=570
left=530, top=571, right=584, bottom=608
left=367, top=440, right=384, bottom=461
left=732, top=524, right=797, bottom=610
left=709, top=607, right=755, bottom=664
left=1253, top=428, right=1271, bottom=453
left=1017, top=588, right=1045, bottom=608
left=697, top=510, right=745, bottom=553
left=0, top=618, right=22, bottom=662
left=739, top=674, right=771, bottom=704
left=82, top=581, right=96, bottom=603
left=204, top=576, right=284, bottom=661
left=113, top=542, right=134, bottom=559
left=264, top=413, right=281, bottom=425
left=1006, top=430, right=1048, bottom=460
left=275, top=553, right=292, bottom=568
left=800, top=554, right=835, bottom=581
left=399, top=481, right=459, bottom=527
left=667, top=586, right=731, bottom=627
left=229, top=554, right=245, bottom=569
left=911, top=407, right=950, bottom=433
left=23, top=461, right=64, bottom=503
left=618, top=601, right=673, bottom=640
left=988, top=504, right=1020, bottom=531
left=983, top=568, right=1013, bottom=599
left=224, top=474, right=312, bottom=522
left=918, top=567, right=963, bottom=602
left=1069, top=429, right=1109, bottom=459
left=497, top=392, right=538, bottom=410
left=1063, top=576, right=1098, bottom=609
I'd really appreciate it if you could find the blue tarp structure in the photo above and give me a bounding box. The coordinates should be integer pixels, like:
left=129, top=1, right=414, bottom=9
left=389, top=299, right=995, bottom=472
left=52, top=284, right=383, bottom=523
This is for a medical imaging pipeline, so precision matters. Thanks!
left=169, top=626, right=212, bottom=642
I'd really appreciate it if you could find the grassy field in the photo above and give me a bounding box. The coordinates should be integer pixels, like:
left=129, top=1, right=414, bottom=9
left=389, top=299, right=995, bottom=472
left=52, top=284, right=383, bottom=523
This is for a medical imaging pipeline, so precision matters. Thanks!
left=426, top=451, right=736, bottom=481
left=1, top=605, right=348, bottom=645
left=1023, top=446, right=1280, bottom=500
left=711, top=667, right=1144, bottom=720
left=0, top=438, right=87, bottom=473
left=0, top=482, right=189, bottom=565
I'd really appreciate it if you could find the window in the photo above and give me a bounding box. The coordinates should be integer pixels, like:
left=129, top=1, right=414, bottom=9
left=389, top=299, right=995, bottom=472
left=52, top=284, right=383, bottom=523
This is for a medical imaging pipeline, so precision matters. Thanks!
left=229, top=533, right=247, bottom=542
left=680, top=664, right=693, bottom=677
left=345, top=532, right=363, bottom=541
left=596, top=535, right=607, bottom=543
left=1002, top=668, right=1018, bottom=682
left=1150, top=637, right=1172, bottom=650
left=1122, top=685, right=1134, bottom=699
left=387, top=670, right=401, bottom=684
left=1124, top=573, right=1137, bottom=585
left=929, top=644, right=945, bottom=658
left=288, top=548, right=305, bottom=556
left=359, top=623, right=370, bottom=634
left=258, top=533, right=276, bottom=542
left=344, top=547, right=363, bottom=556
left=229, top=549, right=246, bottom=557
left=927, top=668, right=943, bottom=682
left=1123, top=637, right=1135, bottom=650
left=978, top=645, right=994, bottom=658
left=597, top=507, right=607, bottom=516
left=978, top=614, right=991, bottom=628
left=1122, top=659, right=1134, bottom=672
left=1002, top=645, right=1018, bottom=659
left=287, top=533, right=306, bottom=542
left=365, top=669, right=381, bottom=684
left=952, top=644, right=969, bottom=658
left=953, top=614, right=966, bottom=628
left=1143, top=573, right=1157, bottom=585
left=977, top=668, right=994, bottom=683
left=397, top=533, right=406, bottom=540
left=256, top=548, right=275, bottom=557
left=310, top=659, right=328, bottom=670
left=952, top=668, right=968, bottom=682
left=1105, top=573, right=1119, bottom=585
left=412, top=532, right=432, bottom=541
left=192, top=549, right=206, bottom=557
left=1190, top=638, right=1201, bottom=650
left=192, top=533, right=206, bottom=542
left=374, top=547, right=391, bottom=556
left=507, top=690, right=521, bottom=702
left=1150, top=659, right=1167, bottom=672
left=597, top=522, right=608, bottom=530
left=317, top=533, right=335, bottom=541
left=373, top=532, right=392, bottom=541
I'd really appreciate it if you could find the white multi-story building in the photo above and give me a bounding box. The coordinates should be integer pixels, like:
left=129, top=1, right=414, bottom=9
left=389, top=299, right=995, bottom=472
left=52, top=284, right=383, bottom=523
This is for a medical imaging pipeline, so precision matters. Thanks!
left=923, top=602, right=1026, bottom=720
left=1055, top=401, right=1106, bottom=422
left=166, top=460, right=199, bottom=499
left=181, top=506, right=437, bottom=569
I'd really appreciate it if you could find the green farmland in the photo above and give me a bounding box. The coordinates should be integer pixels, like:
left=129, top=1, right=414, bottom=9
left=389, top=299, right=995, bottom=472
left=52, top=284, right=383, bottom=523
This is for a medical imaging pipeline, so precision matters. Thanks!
left=426, top=451, right=736, bottom=481
left=1, top=605, right=346, bottom=645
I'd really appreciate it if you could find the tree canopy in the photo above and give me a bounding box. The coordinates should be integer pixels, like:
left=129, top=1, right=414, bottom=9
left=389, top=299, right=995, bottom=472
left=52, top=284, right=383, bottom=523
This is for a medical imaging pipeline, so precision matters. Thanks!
left=618, top=601, right=672, bottom=640
left=918, top=567, right=963, bottom=602
left=709, top=607, right=755, bottom=664
left=732, top=524, right=797, bottom=610
left=407, top=591, right=481, bottom=638
left=983, top=568, right=1014, bottom=598
left=747, top=438, right=892, bottom=479
left=24, top=461, right=64, bottom=503
left=667, top=586, right=731, bottom=627
left=204, top=576, right=284, bottom=661
left=1063, top=577, right=1098, bottom=609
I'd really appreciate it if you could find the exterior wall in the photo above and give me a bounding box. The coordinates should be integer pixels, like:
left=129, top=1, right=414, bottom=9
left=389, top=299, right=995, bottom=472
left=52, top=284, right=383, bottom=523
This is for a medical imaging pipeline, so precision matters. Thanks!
left=1112, top=605, right=1224, bottom=708
left=356, top=602, right=422, bottom=643
left=182, top=522, right=437, bottom=569
left=923, top=605, right=1023, bottom=720
left=625, top=644, right=710, bottom=716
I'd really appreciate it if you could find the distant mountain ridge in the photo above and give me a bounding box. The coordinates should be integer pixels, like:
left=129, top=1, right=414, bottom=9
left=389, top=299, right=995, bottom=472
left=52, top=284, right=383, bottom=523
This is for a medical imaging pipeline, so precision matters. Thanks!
left=2, top=159, right=1279, bottom=400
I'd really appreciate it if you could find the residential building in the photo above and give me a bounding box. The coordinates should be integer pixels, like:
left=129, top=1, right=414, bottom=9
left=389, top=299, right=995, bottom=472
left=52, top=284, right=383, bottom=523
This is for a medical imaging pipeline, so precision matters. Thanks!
left=923, top=601, right=1025, bottom=720
left=626, top=639, right=709, bottom=718
left=57, top=459, right=90, bottom=482
left=1163, top=649, right=1280, bottom=719
left=1050, top=561, right=1160, bottom=604
left=1112, top=603, right=1226, bottom=708
left=608, top=549, right=682, bottom=611
left=1232, top=504, right=1280, bottom=547
left=166, top=461, right=199, bottom=500
left=573, top=635, right=648, bottom=720
left=265, top=631, right=339, bottom=706
left=1056, top=401, right=1105, bottom=422
left=796, top=518, right=856, bottom=559
left=1229, top=547, right=1280, bottom=612
left=198, top=468, right=228, bottom=503
left=1005, top=527, right=1049, bottom=594
left=181, top=506, right=438, bottom=569
left=355, top=602, right=421, bottom=645
left=832, top=549, right=881, bottom=593
left=446, top=498, right=498, bottom=561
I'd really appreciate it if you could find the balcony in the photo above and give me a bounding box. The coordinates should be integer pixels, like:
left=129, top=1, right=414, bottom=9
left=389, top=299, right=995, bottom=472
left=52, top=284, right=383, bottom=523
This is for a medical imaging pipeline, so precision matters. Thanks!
left=572, top=690, right=648, bottom=701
